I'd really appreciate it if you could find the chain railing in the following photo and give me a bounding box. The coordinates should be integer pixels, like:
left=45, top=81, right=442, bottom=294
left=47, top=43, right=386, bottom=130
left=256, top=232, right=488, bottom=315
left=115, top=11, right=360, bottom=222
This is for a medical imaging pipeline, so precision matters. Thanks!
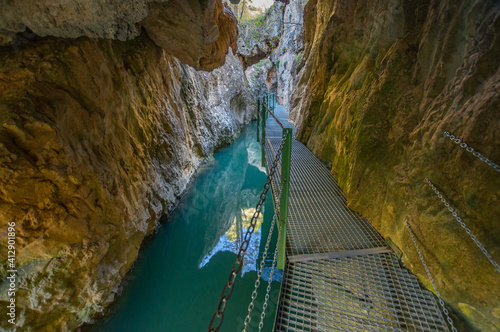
left=443, top=131, right=499, bottom=172
left=242, top=206, right=281, bottom=331
left=262, top=102, right=284, bottom=129
left=208, top=92, right=290, bottom=332
left=425, top=178, right=500, bottom=273
left=255, top=230, right=280, bottom=332
left=400, top=129, right=499, bottom=332
left=260, top=93, right=291, bottom=270
left=404, top=218, right=458, bottom=332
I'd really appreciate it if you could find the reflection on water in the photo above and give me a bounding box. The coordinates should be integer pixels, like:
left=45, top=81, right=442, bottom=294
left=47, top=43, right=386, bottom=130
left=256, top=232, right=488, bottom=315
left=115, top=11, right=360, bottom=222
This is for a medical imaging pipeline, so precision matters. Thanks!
left=199, top=207, right=263, bottom=275
left=89, top=122, right=281, bottom=332
left=191, top=123, right=267, bottom=275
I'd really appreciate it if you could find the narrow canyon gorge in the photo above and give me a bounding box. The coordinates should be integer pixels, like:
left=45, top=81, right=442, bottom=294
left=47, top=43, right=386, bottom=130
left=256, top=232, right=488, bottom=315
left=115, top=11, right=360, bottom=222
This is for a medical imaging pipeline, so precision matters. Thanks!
left=0, top=0, right=498, bottom=331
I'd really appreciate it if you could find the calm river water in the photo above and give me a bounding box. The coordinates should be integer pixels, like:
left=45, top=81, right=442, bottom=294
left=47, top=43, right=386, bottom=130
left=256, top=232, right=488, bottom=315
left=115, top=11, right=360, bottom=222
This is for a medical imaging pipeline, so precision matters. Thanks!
left=90, top=122, right=281, bottom=332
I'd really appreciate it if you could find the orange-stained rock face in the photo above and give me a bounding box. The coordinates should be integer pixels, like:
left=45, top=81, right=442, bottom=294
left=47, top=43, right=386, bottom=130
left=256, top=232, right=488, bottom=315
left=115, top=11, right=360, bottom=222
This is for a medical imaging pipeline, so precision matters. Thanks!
left=0, top=0, right=237, bottom=71
left=0, top=2, right=246, bottom=330
left=143, top=1, right=238, bottom=71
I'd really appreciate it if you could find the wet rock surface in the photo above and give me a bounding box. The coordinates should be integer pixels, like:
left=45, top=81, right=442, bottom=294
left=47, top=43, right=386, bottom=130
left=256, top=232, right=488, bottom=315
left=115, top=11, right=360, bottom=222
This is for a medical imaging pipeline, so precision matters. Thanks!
left=289, top=0, right=500, bottom=329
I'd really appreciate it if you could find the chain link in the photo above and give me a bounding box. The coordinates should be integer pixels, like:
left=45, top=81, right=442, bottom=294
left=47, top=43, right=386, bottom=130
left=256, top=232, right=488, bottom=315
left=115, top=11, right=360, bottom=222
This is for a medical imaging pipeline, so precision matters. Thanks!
left=404, top=218, right=458, bottom=332
left=208, top=130, right=290, bottom=332
left=443, top=131, right=500, bottom=172
left=257, top=223, right=281, bottom=332
left=425, top=178, right=500, bottom=273
left=242, top=210, right=280, bottom=331
left=241, top=104, right=288, bottom=331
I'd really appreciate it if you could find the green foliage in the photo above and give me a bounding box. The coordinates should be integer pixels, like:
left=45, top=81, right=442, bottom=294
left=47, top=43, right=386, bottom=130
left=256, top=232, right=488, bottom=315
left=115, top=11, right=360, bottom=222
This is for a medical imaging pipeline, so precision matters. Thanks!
left=275, top=60, right=280, bottom=67
left=251, top=12, right=267, bottom=25
left=245, top=11, right=270, bottom=39
left=238, top=0, right=267, bottom=21
left=295, top=51, right=303, bottom=63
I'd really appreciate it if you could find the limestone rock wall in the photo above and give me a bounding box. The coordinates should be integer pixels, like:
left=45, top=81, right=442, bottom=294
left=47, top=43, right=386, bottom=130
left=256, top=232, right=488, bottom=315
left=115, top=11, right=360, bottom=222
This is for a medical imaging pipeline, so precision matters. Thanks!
left=275, top=0, right=307, bottom=110
left=0, top=33, right=252, bottom=330
left=290, top=0, right=500, bottom=330
left=0, top=0, right=237, bottom=71
left=237, top=2, right=285, bottom=69
left=245, top=59, right=274, bottom=100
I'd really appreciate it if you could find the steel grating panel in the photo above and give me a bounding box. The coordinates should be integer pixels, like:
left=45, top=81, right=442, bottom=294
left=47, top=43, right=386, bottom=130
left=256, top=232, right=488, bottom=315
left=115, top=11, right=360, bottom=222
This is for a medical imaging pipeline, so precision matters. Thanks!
left=259, top=104, right=449, bottom=331
left=263, top=107, right=384, bottom=255
left=275, top=253, right=449, bottom=332
left=286, top=150, right=385, bottom=254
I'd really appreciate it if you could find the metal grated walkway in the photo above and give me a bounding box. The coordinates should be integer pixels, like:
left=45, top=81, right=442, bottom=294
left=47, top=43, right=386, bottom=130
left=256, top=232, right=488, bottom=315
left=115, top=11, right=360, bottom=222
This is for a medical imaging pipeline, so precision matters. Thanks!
left=263, top=105, right=450, bottom=331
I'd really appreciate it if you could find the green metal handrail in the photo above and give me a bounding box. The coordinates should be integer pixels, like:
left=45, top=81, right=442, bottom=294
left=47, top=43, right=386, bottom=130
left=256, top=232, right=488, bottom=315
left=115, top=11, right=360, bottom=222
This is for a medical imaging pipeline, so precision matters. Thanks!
left=259, top=93, right=291, bottom=270
left=278, top=128, right=291, bottom=270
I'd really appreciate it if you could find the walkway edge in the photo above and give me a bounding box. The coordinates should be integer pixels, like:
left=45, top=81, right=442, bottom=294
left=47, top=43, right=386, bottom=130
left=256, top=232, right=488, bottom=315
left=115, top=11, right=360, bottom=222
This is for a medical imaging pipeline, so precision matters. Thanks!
left=288, top=246, right=393, bottom=263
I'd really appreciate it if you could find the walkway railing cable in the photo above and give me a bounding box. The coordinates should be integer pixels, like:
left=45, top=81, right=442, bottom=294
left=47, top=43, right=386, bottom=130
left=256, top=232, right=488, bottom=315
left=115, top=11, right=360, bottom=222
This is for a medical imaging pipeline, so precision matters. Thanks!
left=208, top=128, right=290, bottom=332
left=404, top=218, right=458, bottom=332
left=425, top=178, right=500, bottom=273
left=255, top=231, right=280, bottom=332
left=242, top=208, right=282, bottom=331
left=265, top=128, right=278, bottom=163
left=443, top=131, right=499, bottom=172
left=262, top=102, right=285, bottom=129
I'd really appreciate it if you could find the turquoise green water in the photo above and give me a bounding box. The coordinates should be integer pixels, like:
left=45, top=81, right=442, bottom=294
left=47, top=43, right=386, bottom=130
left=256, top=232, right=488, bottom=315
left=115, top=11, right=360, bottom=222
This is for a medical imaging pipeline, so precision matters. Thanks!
left=90, top=122, right=281, bottom=332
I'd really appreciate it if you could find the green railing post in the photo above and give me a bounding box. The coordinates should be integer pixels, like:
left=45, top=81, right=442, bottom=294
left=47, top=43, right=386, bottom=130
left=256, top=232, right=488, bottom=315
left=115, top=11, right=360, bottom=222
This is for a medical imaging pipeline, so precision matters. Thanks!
left=278, top=128, right=292, bottom=270
left=262, top=97, right=267, bottom=122
left=261, top=101, right=266, bottom=167
left=256, top=99, right=260, bottom=143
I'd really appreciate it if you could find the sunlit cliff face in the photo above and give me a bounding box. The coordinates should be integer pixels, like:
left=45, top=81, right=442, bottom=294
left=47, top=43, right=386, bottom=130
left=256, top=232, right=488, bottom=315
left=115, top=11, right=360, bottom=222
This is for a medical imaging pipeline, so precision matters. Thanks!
left=0, top=0, right=498, bottom=330
left=200, top=207, right=264, bottom=275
